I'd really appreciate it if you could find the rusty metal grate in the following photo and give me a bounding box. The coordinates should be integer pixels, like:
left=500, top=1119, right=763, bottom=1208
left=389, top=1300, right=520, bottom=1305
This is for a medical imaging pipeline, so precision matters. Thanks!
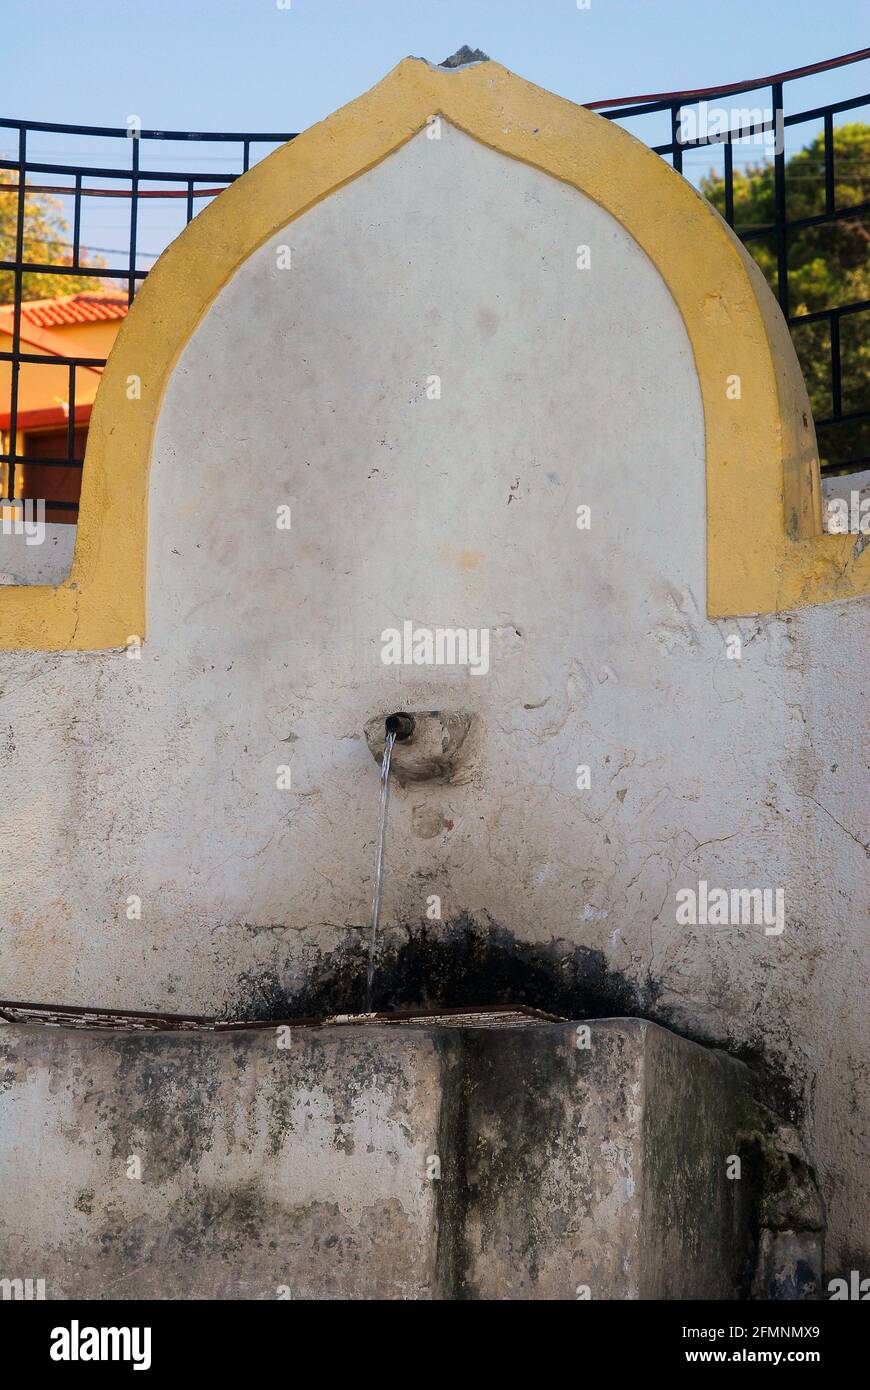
left=0, top=998, right=565, bottom=1032
left=0, top=998, right=213, bottom=1031
left=319, top=1005, right=565, bottom=1029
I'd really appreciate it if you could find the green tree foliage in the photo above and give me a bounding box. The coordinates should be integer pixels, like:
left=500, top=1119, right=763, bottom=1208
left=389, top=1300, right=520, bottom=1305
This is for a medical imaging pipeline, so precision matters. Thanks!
left=0, top=181, right=106, bottom=304
left=702, top=124, right=869, bottom=473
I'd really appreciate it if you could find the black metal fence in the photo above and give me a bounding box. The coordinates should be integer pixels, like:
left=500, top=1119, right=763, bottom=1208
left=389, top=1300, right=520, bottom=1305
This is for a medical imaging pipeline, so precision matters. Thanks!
left=1, top=47, right=867, bottom=519
left=592, top=46, right=869, bottom=482
left=0, top=122, right=295, bottom=516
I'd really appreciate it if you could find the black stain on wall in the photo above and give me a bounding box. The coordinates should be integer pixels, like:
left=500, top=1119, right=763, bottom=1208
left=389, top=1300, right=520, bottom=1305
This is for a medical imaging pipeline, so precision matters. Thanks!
left=231, top=915, right=650, bottom=1023
left=227, top=913, right=803, bottom=1124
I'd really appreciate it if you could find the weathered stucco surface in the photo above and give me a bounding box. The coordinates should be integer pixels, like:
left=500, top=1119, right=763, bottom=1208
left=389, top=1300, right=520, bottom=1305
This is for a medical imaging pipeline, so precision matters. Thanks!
left=0, top=1020, right=444, bottom=1299
left=1, top=1017, right=781, bottom=1299
left=450, top=1019, right=764, bottom=1299
left=0, top=126, right=866, bottom=1276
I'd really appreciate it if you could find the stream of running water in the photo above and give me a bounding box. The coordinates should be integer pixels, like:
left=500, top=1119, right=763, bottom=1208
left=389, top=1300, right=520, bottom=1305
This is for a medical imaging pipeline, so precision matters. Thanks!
left=365, top=729, right=396, bottom=1013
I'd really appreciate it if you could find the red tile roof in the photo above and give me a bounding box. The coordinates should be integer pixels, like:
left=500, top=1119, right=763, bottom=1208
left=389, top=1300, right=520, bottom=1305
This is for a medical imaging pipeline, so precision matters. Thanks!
left=14, top=291, right=129, bottom=330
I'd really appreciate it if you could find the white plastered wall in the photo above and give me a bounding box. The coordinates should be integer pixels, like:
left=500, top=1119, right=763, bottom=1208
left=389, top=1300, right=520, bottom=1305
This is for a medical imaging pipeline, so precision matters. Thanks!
left=0, top=126, right=866, bottom=1270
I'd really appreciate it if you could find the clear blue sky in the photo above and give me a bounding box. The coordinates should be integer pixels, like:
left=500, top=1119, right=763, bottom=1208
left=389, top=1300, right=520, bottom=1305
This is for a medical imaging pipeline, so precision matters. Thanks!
left=5, top=0, right=866, bottom=130
left=4, top=0, right=867, bottom=268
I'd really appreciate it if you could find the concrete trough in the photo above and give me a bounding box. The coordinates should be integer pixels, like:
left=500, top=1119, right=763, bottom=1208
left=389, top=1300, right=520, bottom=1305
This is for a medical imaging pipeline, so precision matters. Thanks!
left=0, top=1016, right=811, bottom=1299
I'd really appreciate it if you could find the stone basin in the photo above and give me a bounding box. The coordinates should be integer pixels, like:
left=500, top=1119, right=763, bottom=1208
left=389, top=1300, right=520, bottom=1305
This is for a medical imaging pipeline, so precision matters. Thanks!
left=0, top=1016, right=821, bottom=1299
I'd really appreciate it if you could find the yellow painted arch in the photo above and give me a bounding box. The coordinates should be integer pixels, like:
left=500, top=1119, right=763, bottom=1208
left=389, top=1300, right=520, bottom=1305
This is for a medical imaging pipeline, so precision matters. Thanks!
left=1, top=57, right=866, bottom=649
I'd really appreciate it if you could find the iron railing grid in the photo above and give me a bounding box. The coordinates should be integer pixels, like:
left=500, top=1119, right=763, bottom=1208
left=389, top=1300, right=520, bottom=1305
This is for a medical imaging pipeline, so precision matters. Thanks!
left=0, top=121, right=295, bottom=513
left=594, top=50, right=870, bottom=479
left=1, top=50, right=868, bottom=517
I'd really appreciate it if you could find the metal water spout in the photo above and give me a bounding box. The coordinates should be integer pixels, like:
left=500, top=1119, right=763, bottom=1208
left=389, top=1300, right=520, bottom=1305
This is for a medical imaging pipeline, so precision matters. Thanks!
left=364, top=709, right=475, bottom=785
left=385, top=711, right=415, bottom=742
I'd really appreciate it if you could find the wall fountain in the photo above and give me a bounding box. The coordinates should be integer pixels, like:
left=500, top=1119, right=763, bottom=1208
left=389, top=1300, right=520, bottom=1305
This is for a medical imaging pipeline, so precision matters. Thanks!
left=2, top=50, right=865, bottom=1297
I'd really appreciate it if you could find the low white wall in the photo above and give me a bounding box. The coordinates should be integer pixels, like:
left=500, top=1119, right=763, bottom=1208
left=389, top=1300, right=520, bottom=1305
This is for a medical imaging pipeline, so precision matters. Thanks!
left=0, top=523, right=75, bottom=585
left=822, top=468, right=870, bottom=533
left=0, top=126, right=866, bottom=1273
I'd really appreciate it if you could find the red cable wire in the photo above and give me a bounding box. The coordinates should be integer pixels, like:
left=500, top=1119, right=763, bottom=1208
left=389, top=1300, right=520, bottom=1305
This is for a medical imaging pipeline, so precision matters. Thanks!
left=0, top=183, right=225, bottom=198
left=584, top=45, right=870, bottom=110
